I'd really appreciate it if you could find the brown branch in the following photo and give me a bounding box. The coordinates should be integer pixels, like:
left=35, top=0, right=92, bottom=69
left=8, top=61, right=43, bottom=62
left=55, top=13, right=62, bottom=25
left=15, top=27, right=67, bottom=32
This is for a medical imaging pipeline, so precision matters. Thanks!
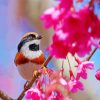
left=86, top=48, right=97, bottom=61
left=17, top=55, right=52, bottom=100
left=86, top=41, right=100, bottom=61
left=0, top=90, right=12, bottom=100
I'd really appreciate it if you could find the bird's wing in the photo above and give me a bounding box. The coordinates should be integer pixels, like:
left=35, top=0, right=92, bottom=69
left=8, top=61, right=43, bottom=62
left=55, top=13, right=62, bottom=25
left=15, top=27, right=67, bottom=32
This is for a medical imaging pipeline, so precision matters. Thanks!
left=14, top=52, right=29, bottom=66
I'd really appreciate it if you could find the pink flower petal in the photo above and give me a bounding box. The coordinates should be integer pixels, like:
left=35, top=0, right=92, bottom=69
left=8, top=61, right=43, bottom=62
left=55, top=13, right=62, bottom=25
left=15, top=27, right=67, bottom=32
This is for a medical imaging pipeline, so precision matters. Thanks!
left=25, top=88, right=42, bottom=100
left=95, top=68, right=100, bottom=81
left=76, top=61, right=94, bottom=80
left=68, top=79, right=84, bottom=93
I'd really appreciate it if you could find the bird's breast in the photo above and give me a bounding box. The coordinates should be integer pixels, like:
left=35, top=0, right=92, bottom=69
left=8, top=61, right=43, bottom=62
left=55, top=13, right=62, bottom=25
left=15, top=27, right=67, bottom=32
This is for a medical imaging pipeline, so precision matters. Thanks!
left=18, top=62, right=40, bottom=81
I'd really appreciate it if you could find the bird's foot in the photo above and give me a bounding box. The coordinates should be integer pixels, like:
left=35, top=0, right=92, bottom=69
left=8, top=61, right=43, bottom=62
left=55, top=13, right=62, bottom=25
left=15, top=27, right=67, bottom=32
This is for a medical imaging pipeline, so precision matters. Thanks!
left=33, top=70, right=39, bottom=78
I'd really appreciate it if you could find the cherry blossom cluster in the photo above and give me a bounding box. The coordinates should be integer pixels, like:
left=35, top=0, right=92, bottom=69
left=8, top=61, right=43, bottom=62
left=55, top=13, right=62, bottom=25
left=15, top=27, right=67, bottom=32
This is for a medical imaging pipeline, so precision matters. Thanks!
left=41, top=0, right=100, bottom=58
left=25, top=59, right=94, bottom=100
left=25, top=0, right=100, bottom=100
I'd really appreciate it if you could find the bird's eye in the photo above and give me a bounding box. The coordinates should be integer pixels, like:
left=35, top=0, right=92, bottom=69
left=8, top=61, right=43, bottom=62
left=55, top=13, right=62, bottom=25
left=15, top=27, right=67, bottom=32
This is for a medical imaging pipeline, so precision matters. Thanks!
left=29, top=44, right=39, bottom=51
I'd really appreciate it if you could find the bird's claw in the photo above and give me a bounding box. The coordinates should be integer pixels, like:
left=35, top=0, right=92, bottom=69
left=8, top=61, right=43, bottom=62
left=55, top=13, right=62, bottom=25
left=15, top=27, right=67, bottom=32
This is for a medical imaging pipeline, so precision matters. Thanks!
left=33, top=70, right=39, bottom=77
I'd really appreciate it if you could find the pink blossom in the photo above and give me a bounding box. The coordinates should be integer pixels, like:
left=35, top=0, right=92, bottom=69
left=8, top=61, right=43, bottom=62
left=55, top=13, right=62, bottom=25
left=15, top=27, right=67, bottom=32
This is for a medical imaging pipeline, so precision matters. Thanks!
left=41, top=0, right=73, bottom=29
left=48, top=69, right=63, bottom=81
left=41, top=1, right=100, bottom=58
left=76, top=59, right=94, bottom=80
left=45, top=82, right=68, bottom=100
left=25, top=80, right=43, bottom=100
left=59, top=0, right=73, bottom=11
left=68, top=79, right=84, bottom=93
left=44, top=69, right=69, bottom=99
left=47, top=7, right=94, bottom=58
left=48, top=31, right=69, bottom=58
left=41, top=7, right=60, bottom=28
left=90, top=38, right=100, bottom=48
left=63, top=7, right=99, bottom=57
left=95, top=68, right=100, bottom=80
left=48, top=14, right=92, bottom=58
left=47, top=91, right=64, bottom=100
left=48, top=69, right=67, bottom=86
left=91, top=20, right=100, bottom=38
left=67, top=69, right=84, bottom=93
left=69, top=6, right=100, bottom=40
left=79, top=6, right=100, bottom=39
left=25, top=88, right=43, bottom=100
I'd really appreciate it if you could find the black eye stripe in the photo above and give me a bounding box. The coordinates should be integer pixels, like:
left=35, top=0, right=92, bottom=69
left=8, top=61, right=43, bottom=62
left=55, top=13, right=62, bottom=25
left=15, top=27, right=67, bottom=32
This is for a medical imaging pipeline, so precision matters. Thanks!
left=29, top=44, right=39, bottom=51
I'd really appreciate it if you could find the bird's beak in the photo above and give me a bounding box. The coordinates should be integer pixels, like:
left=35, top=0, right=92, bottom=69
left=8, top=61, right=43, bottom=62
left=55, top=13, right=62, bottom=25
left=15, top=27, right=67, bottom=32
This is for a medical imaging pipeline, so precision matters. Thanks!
left=37, top=35, right=42, bottom=40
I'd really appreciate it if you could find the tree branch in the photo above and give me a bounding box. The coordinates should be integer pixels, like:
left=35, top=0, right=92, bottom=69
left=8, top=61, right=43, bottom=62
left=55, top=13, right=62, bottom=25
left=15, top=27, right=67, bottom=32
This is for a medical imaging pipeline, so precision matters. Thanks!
left=86, top=41, right=100, bottom=61
left=86, top=48, right=97, bottom=61
left=0, top=90, right=12, bottom=100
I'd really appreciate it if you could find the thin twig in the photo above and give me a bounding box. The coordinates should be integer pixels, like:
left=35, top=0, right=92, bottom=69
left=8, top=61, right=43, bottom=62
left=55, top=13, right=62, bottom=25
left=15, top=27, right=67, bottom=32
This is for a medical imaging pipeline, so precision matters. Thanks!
left=67, top=56, right=71, bottom=70
left=86, top=41, right=100, bottom=61
left=86, top=48, right=97, bottom=61
left=17, top=55, right=52, bottom=100
left=61, top=60, right=64, bottom=76
left=0, top=90, right=12, bottom=100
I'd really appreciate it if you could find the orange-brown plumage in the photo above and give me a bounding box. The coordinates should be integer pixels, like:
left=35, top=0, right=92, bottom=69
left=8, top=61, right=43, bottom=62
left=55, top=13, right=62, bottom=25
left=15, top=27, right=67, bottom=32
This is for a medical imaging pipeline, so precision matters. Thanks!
left=15, top=52, right=45, bottom=66
left=15, top=52, right=29, bottom=65
left=31, top=53, right=45, bottom=64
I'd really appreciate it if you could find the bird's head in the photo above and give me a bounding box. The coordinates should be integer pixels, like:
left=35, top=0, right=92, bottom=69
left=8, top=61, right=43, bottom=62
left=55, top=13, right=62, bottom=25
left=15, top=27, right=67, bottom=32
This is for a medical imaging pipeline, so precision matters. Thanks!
left=17, top=32, right=42, bottom=59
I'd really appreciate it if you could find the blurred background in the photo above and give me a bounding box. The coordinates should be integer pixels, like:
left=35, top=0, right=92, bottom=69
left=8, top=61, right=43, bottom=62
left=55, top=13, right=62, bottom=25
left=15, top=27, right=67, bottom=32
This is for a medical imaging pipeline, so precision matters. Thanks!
left=0, top=0, right=100, bottom=99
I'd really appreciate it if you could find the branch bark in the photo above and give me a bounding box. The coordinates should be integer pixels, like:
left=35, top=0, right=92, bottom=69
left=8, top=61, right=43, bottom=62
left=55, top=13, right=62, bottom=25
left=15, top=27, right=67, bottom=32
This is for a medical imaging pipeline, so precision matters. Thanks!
left=0, top=90, right=12, bottom=100
left=86, top=48, right=97, bottom=61
left=86, top=41, right=100, bottom=61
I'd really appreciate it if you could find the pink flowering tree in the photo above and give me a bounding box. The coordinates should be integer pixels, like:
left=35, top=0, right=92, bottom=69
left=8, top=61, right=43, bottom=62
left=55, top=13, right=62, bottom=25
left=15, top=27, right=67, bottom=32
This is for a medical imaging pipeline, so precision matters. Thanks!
left=0, top=0, right=100, bottom=100
left=24, top=0, right=100, bottom=100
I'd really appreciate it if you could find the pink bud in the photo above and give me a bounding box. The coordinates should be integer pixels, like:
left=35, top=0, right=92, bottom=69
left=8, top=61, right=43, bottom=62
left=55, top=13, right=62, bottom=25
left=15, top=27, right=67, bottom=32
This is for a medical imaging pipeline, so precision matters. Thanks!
left=95, top=68, right=100, bottom=80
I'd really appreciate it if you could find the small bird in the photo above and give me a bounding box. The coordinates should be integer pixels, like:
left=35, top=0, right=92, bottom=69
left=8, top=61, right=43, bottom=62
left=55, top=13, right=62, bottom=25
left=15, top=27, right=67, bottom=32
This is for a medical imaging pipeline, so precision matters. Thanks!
left=14, top=32, right=45, bottom=81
